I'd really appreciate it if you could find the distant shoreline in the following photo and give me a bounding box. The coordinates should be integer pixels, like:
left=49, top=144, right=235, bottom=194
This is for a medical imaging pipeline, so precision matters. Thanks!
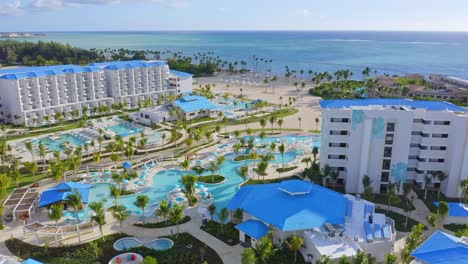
left=0, top=33, right=46, bottom=38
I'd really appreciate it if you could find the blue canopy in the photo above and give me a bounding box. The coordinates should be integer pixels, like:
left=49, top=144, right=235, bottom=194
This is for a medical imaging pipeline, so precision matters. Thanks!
left=434, top=202, right=468, bottom=217
left=38, top=182, right=91, bottom=207
left=228, top=180, right=347, bottom=231
left=412, top=231, right=468, bottom=264
left=22, top=259, right=43, bottom=264
left=122, top=162, right=133, bottom=169
left=236, top=220, right=269, bottom=240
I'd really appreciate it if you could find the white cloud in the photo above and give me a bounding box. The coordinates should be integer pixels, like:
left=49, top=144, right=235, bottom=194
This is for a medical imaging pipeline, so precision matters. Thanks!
left=0, top=0, right=25, bottom=16
left=0, top=0, right=189, bottom=16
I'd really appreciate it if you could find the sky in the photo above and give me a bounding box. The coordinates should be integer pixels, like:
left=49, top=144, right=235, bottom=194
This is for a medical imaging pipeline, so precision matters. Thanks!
left=0, top=0, right=468, bottom=32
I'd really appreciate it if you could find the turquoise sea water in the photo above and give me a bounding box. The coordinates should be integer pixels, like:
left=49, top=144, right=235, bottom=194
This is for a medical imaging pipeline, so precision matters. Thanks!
left=15, top=31, right=468, bottom=78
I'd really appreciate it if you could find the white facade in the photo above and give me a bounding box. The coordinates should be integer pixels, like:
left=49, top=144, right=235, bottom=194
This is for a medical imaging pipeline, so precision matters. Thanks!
left=169, top=70, right=194, bottom=94
left=0, top=61, right=193, bottom=127
left=320, top=100, right=468, bottom=198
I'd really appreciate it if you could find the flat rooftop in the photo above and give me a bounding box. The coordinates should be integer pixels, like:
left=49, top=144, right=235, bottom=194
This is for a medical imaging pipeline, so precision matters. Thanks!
left=320, top=99, right=465, bottom=112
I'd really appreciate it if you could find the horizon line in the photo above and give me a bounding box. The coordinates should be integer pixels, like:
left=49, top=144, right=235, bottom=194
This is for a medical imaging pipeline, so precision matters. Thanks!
left=3, top=29, right=468, bottom=33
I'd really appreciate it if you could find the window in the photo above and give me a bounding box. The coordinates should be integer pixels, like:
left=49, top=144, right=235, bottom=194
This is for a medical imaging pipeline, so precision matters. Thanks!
left=412, top=131, right=430, bottom=137
left=330, top=130, right=348, bottom=136
left=410, top=143, right=428, bottom=150
left=384, top=147, right=393, bottom=158
left=428, top=158, right=445, bottom=163
left=381, top=172, right=389, bottom=182
left=434, top=121, right=450, bottom=125
left=329, top=142, right=347, bottom=148
left=430, top=146, right=447, bottom=151
left=432, top=133, right=448, bottom=138
left=382, top=159, right=391, bottom=170
left=328, top=155, right=346, bottom=160
left=385, top=134, right=394, bottom=145
left=408, top=156, right=426, bottom=162
left=413, top=119, right=431, bottom=125
left=330, top=118, right=349, bottom=123
left=386, top=123, right=395, bottom=132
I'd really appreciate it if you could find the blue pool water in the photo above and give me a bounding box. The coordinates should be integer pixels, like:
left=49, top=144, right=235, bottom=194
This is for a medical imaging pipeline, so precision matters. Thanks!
left=108, top=122, right=143, bottom=137
left=86, top=135, right=320, bottom=218
left=113, top=237, right=174, bottom=251
left=35, top=133, right=87, bottom=152
left=147, top=132, right=164, bottom=145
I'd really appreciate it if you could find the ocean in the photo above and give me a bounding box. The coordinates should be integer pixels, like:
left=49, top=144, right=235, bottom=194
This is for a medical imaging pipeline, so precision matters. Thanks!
left=10, top=31, right=468, bottom=78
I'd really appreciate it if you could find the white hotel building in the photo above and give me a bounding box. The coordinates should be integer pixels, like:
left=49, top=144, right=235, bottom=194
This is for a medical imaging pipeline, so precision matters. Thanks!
left=319, top=99, right=468, bottom=198
left=0, top=60, right=192, bottom=127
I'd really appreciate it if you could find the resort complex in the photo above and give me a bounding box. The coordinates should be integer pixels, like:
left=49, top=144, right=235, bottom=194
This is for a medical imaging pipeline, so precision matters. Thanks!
left=320, top=99, right=468, bottom=198
left=0, top=60, right=193, bottom=127
left=0, top=60, right=467, bottom=264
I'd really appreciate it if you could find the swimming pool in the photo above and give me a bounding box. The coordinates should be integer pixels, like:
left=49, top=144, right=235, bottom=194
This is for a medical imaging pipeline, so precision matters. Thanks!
left=147, top=132, right=164, bottom=145
left=34, top=133, right=87, bottom=152
left=108, top=122, right=143, bottom=137
left=86, top=135, right=321, bottom=218
left=113, top=237, right=174, bottom=251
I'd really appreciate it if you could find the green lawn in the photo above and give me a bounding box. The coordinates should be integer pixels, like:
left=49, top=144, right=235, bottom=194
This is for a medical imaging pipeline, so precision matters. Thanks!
left=375, top=209, right=424, bottom=232
left=200, top=220, right=240, bottom=246
left=276, top=166, right=298, bottom=173
left=372, top=194, right=415, bottom=210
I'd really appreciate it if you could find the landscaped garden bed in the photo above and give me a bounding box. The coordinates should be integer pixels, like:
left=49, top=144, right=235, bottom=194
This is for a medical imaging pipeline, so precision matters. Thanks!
left=444, top=224, right=468, bottom=237
left=233, top=153, right=275, bottom=162
left=200, top=220, right=240, bottom=246
left=197, top=175, right=225, bottom=184
left=276, top=166, right=298, bottom=173
left=243, top=176, right=301, bottom=186
left=412, top=184, right=458, bottom=213
left=134, top=216, right=191, bottom=228
left=5, top=232, right=222, bottom=264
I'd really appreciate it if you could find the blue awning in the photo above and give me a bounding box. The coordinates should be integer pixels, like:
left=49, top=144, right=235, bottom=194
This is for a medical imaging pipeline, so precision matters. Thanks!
left=434, top=202, right=468, bottom=217
left=38, top=182, right=91, bottom=207
left=22, top=259, right=43, bottom=264
left=235, top=220, right=269, bottom=240
left=412, top=231, right=468, bottom=264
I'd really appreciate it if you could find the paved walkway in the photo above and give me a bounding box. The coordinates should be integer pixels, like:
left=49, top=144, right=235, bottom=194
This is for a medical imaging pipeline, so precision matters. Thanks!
left=0, top=206, right=242, bottom=264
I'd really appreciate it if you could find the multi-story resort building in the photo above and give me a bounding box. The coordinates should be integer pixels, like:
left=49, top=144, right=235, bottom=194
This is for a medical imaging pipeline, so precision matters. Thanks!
left=227, top=180, right=395, bottom=263
left=0, top=60, right=193, bottom=127
left=319, top=99, right=468, bottom=198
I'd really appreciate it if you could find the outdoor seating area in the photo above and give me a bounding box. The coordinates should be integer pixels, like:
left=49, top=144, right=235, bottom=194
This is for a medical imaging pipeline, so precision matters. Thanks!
left=2, top=188, right=40, bottom=222
left=109, top=253, right=143, bottom=264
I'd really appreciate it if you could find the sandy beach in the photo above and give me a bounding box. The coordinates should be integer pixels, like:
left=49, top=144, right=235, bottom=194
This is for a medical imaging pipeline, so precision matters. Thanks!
left=196, top=73, right=323, bottom=132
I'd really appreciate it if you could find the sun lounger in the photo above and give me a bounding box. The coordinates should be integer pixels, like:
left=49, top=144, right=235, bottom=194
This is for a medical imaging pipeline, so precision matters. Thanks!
left=346, top=200, right=353, bottom=217
left=364, top=221, right=373, bottom=242
left=382, top=225, right=391, bottom=240
left=373, top=224, right=382, bottom=240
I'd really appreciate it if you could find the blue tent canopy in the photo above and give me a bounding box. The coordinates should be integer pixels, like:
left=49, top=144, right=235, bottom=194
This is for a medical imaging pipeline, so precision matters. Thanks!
left=122, top=162, right=133, bottom=169
left=411, top=231, right=468, bottom=264
left=22, top=258, right=43, bottom=264
left=38, top=182, right=91, bottom=207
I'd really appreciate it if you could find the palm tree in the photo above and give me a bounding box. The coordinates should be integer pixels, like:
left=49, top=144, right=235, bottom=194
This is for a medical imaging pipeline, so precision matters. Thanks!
left=314, top=117, right=320, bottom=131
left=25, top=141, right=35, bottom=163
left=297, top=117, right=302, bottom=130
left=208, top=204, right=216, bottom=221
left=352, top=251, right=370, bottom=264
left=259, top=119, right=267, bottom=132
left=216, top=155, right=226, bottom=176
left=65, top=190, right=83, bottom=222
left=277, top=119, right=283, bottom=132
left=218, top=207, right=229, bottom=235
left=168, top=204, right=185, bottom=237
left=156, top=199, right=170, bottom=224
left=424, top=174, right=433, bottom=200
left=134, top=195, right=149, bottom=223
left=112, top=206, right=130, bottom=231
left=48, top=204, right=64, bottom=225
left=255, top=237, right=274, bottom=264
left=89, top=200, right=106, bottom=239
left=285, top=234, right=304, bottom=263
left=278, top=143, right=286, bottom=168
left=316, top=255, right=333, bottom=264
left=312, top=146, right=319, bottom=163
left=109, top=185, right=121, bottom=206
left=180, top=157, right=191, bottom=171
left=269, top=116, right=276, bottom=133
left=384, top=253, right=397, bottom=264
left=111, top=172, right=125, bottom=191
left=460, top=179, right=468, bottom=204
left=437, top=201, right=449, bottom=229
left=24, top=161, right=38, bottom=181
left=433, top=171, right=448, bottom=200
left=181, top=174, right=197, bottom=206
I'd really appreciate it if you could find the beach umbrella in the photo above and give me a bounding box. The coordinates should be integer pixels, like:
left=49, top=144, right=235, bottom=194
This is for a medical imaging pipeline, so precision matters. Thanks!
left=122, top=162, right=133, bottom=169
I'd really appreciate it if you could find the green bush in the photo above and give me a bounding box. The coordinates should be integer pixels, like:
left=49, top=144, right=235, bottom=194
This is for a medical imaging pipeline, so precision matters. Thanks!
left=200, top=220, right=240, bottom=246
left=276, top=166, right=298, bottom=173
left=134, top=216, right=191, bottom=228
left=197, top=175, right=225, bottom=184
left=143, top=256, right=158, bottom=264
